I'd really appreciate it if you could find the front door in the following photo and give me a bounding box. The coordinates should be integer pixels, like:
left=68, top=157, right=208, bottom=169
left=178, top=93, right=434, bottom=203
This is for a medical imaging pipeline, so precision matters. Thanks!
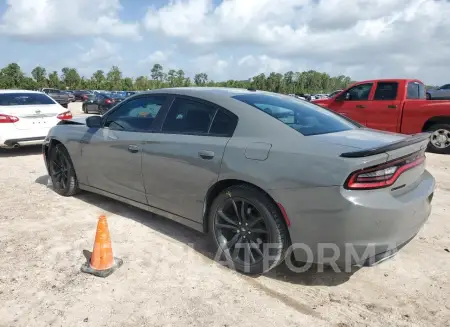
left=82, top=95, right=170, bottom=204
left=141, top=96, right=237, bottom=223
left=364, top=81, right=402, bottom=133
left=327, top=82, right=374, bottom=126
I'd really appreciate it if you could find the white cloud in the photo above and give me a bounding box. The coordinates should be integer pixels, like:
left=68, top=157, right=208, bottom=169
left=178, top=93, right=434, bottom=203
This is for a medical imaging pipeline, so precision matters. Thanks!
left=190, top=53, right=229, bottom=80
left=143, top=0, right=450, bottom=83
left=0, top=0, right=140, bottom=40
left=80, top=38, right=122, bottom=63
left=238, top=55, right=292, bottom=76
left=140, top=50, right=172, bottom=65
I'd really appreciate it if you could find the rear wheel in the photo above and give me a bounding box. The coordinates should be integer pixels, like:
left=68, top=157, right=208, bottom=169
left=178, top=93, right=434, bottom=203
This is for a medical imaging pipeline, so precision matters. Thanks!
left=427, top=123, right=450, bottom=154
left=48, top=144, right=80, bottom=196
left=208, top=185, right=289, bottom=274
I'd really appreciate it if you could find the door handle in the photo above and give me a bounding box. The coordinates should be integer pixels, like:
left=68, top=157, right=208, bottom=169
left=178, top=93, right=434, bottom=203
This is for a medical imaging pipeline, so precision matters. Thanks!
left=198, top=150, right=215, bottom=160
left=387, top=105, right=398, bottom=109
left=128, top=145, right=139, bottom=153
left=356, top=105, right=366, bottom=108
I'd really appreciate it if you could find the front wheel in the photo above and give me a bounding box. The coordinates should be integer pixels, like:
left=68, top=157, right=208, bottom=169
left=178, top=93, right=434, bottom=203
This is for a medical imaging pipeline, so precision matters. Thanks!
left=208, top=185, right=289, bottom=274
left=427, top=123, right=450, bottom=154
left=426, top=93, right=431, bottom=100
left=48, top=144, right=80, bottom=196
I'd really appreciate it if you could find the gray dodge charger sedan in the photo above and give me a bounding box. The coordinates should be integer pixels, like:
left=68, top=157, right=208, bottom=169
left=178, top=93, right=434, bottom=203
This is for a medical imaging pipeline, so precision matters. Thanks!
left=43, top=87, right=435, bottom=274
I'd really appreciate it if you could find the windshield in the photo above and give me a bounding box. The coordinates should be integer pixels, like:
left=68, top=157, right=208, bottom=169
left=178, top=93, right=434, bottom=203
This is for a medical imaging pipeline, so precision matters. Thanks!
left=0, top=93, right=56, bottom=106
left=232, top=93, right=358, bottom=136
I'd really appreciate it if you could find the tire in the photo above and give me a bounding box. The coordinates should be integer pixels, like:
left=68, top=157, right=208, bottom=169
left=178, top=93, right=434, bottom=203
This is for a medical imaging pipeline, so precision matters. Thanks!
left=426, top=93, right=431, bottom=100
left=426, top=123, right=450, bottom=154
left=82, top=104, right=87, bottom=113
left=208, top=185, right=289, bottom=275
left=48, top=144, right=80, bottom=196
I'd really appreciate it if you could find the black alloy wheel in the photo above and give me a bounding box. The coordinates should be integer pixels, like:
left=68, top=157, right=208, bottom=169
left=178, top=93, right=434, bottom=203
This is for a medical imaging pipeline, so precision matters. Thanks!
left=48, top=144, right=80, bottom=196
left=209, top=185, right=289, bottom=274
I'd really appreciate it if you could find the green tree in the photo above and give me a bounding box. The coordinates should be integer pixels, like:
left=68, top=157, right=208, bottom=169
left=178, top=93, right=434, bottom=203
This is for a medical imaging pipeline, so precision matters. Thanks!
left=0, top=62, right=355, bottom=95
left=48, top=71, right=60, bottom=88
left=122, top=77, right=134, bottom=90
left=167, top=69, right=177, bottom=87
left=150, top=64, right=164, bottom=82
left=194, top=73, right=208, bottom=86
left=106, top=66, right=122, bottom=90
left=61, top=67, right=81, bottom=89
left=91, top=70, right=106, bottom=89
left=0, top=63, right=25, bottom=89
left=31, top=66, right=47, bottom=88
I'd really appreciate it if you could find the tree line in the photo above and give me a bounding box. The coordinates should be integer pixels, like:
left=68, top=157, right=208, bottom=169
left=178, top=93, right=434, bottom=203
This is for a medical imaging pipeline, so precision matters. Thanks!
left=0, top=62, right=362, bottom=95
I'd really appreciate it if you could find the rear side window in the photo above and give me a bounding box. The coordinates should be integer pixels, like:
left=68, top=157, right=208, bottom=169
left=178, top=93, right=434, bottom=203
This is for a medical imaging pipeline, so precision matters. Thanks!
left=0, top=93, right=55, bottom=106
left=209, top=110, right=238, bottom=137
left=407, top=82, right=426, bottom=99
left=232, top=93, right=358, bottom=136
left=162, top=98, right=216, bottom=134
left=373, top=82, right=398, bottom=100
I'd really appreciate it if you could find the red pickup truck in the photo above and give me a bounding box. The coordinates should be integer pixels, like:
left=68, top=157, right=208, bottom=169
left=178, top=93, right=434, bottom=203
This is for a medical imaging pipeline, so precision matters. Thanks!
left=312, top=79, right=450, bottom=154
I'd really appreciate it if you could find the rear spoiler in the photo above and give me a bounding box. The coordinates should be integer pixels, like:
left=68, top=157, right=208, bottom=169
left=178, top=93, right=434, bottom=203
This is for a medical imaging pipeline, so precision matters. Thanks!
left=340, top=132, right=431, bottom=158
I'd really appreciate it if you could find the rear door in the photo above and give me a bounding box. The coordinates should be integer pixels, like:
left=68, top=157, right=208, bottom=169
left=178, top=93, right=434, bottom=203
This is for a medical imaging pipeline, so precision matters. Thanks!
left=364, top=81, right=402, bottom=133
left=327, top=82, right=374, bottom=125
left=141, top=96, right=238, bottom=223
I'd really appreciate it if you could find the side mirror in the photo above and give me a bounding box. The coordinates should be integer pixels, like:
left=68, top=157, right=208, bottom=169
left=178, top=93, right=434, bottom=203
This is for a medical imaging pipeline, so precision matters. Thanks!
left=86, top=115, right=102, bottom=128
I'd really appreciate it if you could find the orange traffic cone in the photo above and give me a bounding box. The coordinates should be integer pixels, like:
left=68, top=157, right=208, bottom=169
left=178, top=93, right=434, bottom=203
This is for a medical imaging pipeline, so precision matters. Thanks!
left=81, top=215, right=123, bottom=277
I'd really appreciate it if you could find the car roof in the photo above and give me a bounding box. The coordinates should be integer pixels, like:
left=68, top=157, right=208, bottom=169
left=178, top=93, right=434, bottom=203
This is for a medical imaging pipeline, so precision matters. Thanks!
left=142, top=87, right=273, bottom=103
left=0, top=89, right=44, bottom=94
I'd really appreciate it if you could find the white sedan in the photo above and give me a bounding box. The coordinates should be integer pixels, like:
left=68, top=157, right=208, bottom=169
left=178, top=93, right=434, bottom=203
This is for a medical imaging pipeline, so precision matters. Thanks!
left=0, top=90, right=72, bottom=148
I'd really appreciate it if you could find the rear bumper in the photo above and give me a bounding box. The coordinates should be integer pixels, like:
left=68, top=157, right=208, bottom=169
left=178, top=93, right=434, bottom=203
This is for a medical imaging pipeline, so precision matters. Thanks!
left=276, top=170, right=435, bottom=267
left=1, top=136, right=46, bottom=147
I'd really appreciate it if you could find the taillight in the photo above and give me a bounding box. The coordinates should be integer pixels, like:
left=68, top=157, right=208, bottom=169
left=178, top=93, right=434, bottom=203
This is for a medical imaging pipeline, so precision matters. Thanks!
left=345, top=152, right=426, bottom=190
left=105, top=99, right=112, bottom=104
left=0, top=114, right=19, bottom=123
left=57, top=111, right=72, bottom=120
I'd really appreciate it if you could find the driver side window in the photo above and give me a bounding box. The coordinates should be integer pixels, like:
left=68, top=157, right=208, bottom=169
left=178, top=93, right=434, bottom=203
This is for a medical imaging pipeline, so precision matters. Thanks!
left=104, top=96, right=167, bottom=132
left=346, top=83, right=373, bottom=101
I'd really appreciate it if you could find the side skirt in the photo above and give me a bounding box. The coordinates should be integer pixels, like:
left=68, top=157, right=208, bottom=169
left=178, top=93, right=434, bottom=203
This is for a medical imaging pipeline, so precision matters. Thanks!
left=79, top=183, right=204, bottom=233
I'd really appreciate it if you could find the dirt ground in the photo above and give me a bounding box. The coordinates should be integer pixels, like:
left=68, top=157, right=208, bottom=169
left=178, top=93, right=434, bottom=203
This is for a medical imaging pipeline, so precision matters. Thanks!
left=0, top=103, right=449, bottom=327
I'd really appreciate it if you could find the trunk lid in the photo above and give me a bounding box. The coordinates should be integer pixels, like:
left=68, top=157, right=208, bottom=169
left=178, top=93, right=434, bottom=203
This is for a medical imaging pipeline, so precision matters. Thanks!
left=311, top=128, right=430, bottom=189
left=0, top=104, right=64, bottom=130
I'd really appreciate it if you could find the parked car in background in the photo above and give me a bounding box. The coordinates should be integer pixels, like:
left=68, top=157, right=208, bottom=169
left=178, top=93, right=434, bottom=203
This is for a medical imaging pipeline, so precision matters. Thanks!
left=426, top=84, right=450, bottom=100
left=0, top=90, right=72, bottom=148
left=312, top=79, right=450, bottom=154
left=40, top=88, right=70, bottom=108
left=64, top=91, right=76, bottom=102
left=72, top=90, right=92, bottom=102
left=125, top=91, right=137, bottom=97
left=327, top=89, right=343, bottom=98
left=82, top=93, right=118, bottom=114
left=43, top=87, right=434, bottom=274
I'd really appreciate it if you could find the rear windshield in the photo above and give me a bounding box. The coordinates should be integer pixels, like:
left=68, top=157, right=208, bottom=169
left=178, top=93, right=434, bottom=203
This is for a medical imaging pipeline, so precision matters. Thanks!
left=232, top=93, right=358, bottom=136
left=0, top=93, right=55, bottom=106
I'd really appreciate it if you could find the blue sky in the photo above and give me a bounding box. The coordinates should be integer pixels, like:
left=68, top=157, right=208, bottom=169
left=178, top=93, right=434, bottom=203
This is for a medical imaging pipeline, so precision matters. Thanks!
left=0, top=0, right=449, bottom=84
